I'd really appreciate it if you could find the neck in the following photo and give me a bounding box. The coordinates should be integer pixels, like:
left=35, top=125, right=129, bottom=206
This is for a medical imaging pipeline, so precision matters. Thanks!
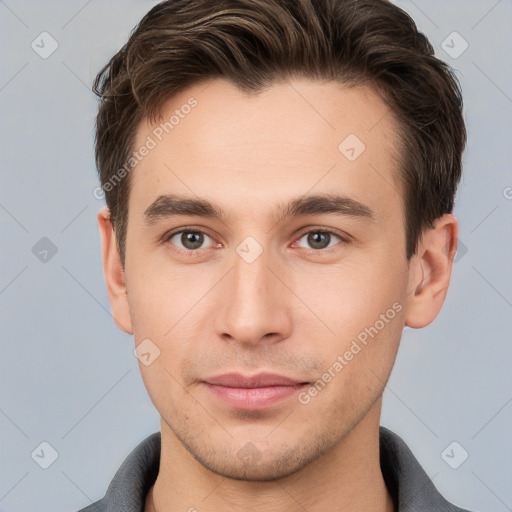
left=146, top=400, right=394, bottom=512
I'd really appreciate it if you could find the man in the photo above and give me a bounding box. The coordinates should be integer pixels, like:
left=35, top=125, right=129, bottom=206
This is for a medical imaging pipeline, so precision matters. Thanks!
left=79, top=0, right=476, bottom=510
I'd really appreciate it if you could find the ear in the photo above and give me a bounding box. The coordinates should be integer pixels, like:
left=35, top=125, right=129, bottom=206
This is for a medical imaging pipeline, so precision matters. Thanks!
left=404, top=213, right=459, bottom=329
left=97, top=207, right=133, bottom=334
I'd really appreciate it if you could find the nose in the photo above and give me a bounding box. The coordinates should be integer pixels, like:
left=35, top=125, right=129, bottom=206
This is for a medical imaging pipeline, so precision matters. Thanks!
left=214, top=248, right=293, bottom=347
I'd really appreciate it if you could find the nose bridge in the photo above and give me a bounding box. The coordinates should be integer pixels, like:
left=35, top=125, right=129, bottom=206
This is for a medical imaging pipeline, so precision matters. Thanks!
left=214, top=242, right=291, bottom=345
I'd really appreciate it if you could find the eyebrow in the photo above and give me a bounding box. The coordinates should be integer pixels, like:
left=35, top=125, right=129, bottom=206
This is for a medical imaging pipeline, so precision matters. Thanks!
left=143, top=193, right=375, bottom=226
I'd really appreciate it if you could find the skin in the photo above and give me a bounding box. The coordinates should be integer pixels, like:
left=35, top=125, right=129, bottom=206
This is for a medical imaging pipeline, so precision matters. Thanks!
left=98, top=78, right=458, bottom=511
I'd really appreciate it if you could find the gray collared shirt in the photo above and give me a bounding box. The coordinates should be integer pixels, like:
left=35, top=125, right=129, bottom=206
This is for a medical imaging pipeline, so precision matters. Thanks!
left=76, top=426, right=476, bottom=511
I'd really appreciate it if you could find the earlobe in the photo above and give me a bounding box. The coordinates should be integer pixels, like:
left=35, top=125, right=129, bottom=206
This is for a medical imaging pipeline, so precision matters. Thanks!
left=97, top=207, right=133, bottom=334
left=404, top=214, right=458, bottom=329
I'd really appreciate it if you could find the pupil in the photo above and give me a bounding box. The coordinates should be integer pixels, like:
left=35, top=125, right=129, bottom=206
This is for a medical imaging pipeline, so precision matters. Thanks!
left=308, top=232, right=329, bottom=249
left=183, top=232, right=203, bottom=249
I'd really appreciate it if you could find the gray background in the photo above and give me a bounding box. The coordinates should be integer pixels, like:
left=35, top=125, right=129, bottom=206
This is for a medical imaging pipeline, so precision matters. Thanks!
left=1, top=1, right=511, bottom=510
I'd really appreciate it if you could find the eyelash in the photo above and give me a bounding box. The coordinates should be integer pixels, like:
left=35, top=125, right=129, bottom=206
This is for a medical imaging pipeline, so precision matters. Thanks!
left=163, top=226, right=349, bottom=256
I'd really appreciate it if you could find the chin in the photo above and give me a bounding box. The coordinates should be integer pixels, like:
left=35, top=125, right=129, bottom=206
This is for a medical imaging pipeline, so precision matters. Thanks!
left=181, top=431, right=336, bottom=482
left=197, top=453, right=309, bottom=481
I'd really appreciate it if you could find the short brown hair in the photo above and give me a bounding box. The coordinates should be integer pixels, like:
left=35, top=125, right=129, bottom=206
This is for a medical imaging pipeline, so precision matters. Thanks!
left=93, top=0, right=466, bottom=267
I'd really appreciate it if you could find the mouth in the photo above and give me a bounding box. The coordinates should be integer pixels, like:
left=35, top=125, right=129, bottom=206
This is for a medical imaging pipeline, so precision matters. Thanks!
left=202, top=372, right=310, bottom=411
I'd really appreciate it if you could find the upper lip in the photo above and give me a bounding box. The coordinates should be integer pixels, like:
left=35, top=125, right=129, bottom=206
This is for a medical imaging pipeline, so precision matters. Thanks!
left=204, top=372, right=308, bottom=388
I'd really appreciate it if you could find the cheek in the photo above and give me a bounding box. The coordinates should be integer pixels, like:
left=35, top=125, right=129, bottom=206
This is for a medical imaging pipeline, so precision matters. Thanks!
left=126, top=271, right=192, bottom=398
left=298, top=255, right=407, bottom=338
left=293, top=257, right=407, bottom=394
left=126, top=263, right=202, bottom=338
left=137, top=358, right=186, bottom=422
left=301, top=301, right=405, bottom=422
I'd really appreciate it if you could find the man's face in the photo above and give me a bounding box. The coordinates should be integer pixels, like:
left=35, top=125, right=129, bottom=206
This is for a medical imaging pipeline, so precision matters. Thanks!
left=122, top=78, right=414, bottom=480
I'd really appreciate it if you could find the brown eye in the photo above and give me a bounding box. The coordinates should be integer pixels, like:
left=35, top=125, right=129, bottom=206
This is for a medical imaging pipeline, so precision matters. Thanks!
left=296, top=231, right=342, bottom=250
left=168, top=230, right=211, bottom=250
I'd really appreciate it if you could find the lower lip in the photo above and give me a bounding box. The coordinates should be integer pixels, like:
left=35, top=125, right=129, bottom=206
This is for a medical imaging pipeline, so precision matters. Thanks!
left=204, top=383, right=308, bottom=410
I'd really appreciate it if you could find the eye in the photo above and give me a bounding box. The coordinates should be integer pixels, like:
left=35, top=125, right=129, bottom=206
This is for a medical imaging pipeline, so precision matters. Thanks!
left=164, top=227, right=346, bottom=254
left=166, top=229, right=214, bottom=251
left=295, top=230, right=344, bottom=251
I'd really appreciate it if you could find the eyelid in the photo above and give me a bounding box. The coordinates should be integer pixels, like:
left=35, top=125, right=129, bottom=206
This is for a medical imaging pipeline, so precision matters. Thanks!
left=162, top=225, right=351, bottom=254
left=163, top=225, right=213, bottom=239
left=163, top=226, right=219, bottom=253
left=294, top=226, right=350, bottom=242
left=292, top=226, right=349, bottom=252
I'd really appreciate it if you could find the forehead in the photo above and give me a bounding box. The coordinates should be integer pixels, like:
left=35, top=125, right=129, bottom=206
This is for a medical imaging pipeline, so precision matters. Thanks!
left=129, top=78, right=403, bottom=222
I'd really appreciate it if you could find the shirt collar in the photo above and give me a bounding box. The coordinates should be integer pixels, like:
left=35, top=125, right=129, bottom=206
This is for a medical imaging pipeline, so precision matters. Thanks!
left=81, top=426, right=472, bottom=512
